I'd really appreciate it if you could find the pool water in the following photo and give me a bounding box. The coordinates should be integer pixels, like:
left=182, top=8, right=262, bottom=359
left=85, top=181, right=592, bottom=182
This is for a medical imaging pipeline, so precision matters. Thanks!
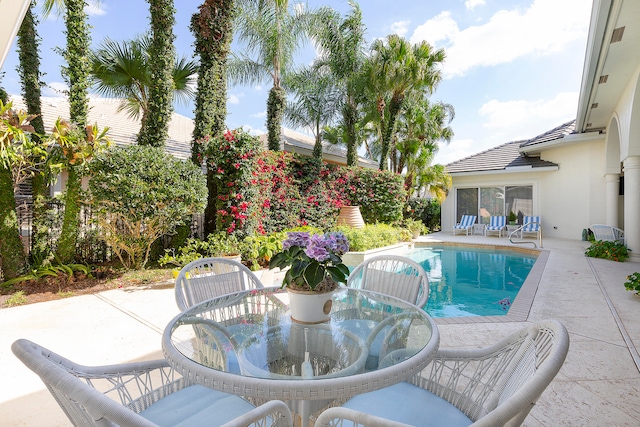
left=404, top=246, right=537, bottom=318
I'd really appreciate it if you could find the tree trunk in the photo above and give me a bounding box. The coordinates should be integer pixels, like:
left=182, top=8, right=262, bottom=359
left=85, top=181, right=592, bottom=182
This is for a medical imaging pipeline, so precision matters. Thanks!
left=379, top=94, right=403, bottom=170
left=0, top=167, right=26, bottom=279
left=17, top=3, right=48, bottom=260
left=267, top=86, right=286, bottom=151
left=344, top=101, right=358, bottom=166
left=55, top=168, right=81, bottom=263
left=138, top=0, right=175, bottom=147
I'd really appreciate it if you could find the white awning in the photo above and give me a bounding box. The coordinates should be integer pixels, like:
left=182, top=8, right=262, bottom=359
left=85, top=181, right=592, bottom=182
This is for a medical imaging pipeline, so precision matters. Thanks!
left=0, top=0, right=31, bottom=68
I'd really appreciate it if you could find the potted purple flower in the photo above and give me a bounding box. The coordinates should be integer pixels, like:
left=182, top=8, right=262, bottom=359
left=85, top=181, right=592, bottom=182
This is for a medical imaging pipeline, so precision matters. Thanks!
left=270, top=231, right=350, bottom=323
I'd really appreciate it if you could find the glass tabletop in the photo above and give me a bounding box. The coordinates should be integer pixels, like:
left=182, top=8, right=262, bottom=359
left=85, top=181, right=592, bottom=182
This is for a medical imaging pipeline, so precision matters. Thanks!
left=165, top=287, right=437, bottom=381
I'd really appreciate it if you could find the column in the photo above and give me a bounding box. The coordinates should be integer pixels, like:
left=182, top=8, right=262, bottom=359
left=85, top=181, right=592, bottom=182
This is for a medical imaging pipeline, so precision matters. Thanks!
left=623, top=156, right=640, bottom=259
left=604, top=173, right=620, bottom=227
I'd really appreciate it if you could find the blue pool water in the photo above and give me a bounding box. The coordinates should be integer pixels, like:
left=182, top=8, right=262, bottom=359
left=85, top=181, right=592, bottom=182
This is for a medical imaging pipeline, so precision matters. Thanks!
left=404, top=246, right=537, bottom=318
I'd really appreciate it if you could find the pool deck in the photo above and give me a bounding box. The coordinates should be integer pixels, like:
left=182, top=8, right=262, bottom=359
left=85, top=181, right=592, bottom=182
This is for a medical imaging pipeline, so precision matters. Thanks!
left=1, top=234, right=640, bottom=425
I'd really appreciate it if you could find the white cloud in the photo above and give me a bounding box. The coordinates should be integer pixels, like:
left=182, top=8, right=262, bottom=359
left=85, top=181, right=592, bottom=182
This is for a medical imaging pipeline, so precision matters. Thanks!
left=434, top=138, right=476, bottom=165
left=241, top=124, right=265, bottom=136
left=390, top=20, right=410, bottom=38
left=86, top=1, right=106, bottom=16
left=250, top=111, right=267, bottom=118
left=228, top=94, right=241, bottom=104
left=410, top=0, right=591, bottom=77
left=479, top=92, right=578, bottom=136
left=43, top=82, right=68, bottom=97
left=465, top=0, right=486, bottom=10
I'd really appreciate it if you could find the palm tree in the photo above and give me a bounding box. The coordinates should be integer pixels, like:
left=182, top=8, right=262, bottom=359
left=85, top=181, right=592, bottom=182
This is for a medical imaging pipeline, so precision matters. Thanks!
left=90, top=34, right=197, bottom=134
left=138, top=0, right=176, bottom=147
left=191, top=0, right=236, bottom=236
left=395, top=95, right=454, bottom=199
left=42, top=0, right=92, bottom=263
left=229, top=0, right=308, bottom=151
left=365, top=34, right=445, bottom=170
left=283, top=65, right=341, bottom=160
left=16, top=1, right=51, bottom=260
left=309, top=1, right=367, bottom=166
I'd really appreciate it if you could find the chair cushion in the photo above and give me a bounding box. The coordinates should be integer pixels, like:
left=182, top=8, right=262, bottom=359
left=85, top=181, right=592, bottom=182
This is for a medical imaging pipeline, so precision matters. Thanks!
left=343, top=382, right=472, bottom=427
left=139, top=384, right=256, bottom=427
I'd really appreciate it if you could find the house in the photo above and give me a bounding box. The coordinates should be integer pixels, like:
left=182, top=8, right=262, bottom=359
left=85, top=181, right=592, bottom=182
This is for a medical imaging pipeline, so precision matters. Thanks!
left=259, top=127, right=379, bottom=169
left=442, top=0, right=639, bottom=259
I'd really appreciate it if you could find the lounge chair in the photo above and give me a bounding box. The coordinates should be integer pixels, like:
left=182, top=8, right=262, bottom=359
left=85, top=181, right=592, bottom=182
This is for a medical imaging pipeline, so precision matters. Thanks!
left=452, top=214, right=476, bottom=236
left=590, top=224, right=625, bottom=244
left=484, top=215, right=507, bottom=237
left=315, top=319, right=570, bottom=427
left=11, top=339, right=292, bottom=427
left=521, top=215, right=541, bottom=239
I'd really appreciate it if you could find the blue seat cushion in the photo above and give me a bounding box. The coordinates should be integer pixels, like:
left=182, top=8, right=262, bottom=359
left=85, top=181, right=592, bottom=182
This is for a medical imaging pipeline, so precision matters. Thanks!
left=343, top=382, right=472, bottom=427
left=139, top=384, right=257, bottom=427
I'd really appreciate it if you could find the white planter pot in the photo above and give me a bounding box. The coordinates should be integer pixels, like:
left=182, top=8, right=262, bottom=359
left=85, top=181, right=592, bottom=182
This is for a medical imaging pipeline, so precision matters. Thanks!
left=287, top=288, right=334, bottom=324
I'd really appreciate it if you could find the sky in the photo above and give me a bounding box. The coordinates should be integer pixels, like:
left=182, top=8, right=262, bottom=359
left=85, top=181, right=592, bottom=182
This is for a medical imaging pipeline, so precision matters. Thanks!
left=0, top=0, right=594, bottom=165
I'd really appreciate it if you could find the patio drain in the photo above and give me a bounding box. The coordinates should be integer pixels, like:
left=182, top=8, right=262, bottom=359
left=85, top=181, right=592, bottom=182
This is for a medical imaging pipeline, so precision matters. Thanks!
left=587, top=257, right=640, bottom=373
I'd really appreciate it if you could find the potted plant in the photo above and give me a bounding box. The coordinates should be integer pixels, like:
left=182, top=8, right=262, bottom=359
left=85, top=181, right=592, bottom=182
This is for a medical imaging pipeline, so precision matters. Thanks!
left=508, top=211, right=517, bottom=225
left=404, top=219, right=428, bottom=239
left=269, top=231, right=350, bottom=323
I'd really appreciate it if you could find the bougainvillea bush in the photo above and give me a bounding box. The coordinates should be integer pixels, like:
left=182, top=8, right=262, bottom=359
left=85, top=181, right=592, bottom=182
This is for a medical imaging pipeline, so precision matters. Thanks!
left=204, top=127, right=406, bottom=237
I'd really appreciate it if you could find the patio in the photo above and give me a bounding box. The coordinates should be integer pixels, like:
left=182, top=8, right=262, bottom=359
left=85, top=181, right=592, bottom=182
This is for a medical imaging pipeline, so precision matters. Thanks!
left=1, top=233, right=639, bottom=426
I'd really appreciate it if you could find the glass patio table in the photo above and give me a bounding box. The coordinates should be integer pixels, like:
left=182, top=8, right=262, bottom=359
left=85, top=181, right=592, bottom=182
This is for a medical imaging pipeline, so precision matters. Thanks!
left=162, top=287, right=439, bottom=427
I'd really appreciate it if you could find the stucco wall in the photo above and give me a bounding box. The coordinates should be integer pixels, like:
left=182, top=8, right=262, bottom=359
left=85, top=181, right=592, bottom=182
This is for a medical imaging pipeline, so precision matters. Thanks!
left=442, top=137, right=607, bottom=241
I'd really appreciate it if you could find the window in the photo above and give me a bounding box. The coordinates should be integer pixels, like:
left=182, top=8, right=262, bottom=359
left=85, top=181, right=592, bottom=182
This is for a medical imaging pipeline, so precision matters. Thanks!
left=457, top=185, right=532, bottom=224
left=456, top=188, right=478, bottom=223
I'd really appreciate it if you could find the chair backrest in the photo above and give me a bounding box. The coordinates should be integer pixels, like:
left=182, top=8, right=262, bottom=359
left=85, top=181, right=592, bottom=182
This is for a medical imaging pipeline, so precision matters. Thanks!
left=175, top=257, right=264, bottom=310
left=429, top=319, right=569, bottom=426
left=459, top=215, right=476, bottom=227
left=590, top=224, right=624, bottom=243
left=489, top=216, right=506, bottom=227
left=11, top=339, right=171, bottom=427
left=522, top=216, right=540, bottom=232
left=347, top=255, right=430, bottom=308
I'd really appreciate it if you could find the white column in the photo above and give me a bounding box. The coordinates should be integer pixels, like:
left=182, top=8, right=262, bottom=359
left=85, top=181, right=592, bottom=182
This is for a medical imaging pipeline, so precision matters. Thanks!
left=604, top=173, right=620, bottom=227
left=623, top=156, right=640, bottom=259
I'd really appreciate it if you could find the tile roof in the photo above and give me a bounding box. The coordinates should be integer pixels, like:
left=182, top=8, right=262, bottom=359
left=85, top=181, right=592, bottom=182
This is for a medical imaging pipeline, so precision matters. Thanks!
left=9, top=95, right=193, bottom=160
left=444, top=122, right=576, bottom=174
left=519, top=120, right=576, bottom=148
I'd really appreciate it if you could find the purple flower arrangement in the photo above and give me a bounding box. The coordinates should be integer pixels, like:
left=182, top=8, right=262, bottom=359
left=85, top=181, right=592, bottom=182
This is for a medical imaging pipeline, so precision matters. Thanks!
left=270, top=231, right=350, bottom=291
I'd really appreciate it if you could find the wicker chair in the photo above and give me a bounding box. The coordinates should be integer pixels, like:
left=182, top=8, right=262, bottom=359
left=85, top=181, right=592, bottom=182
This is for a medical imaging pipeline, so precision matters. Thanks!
left=175, top=257, right=264, bottom=311
left=12, top=339, right=292, bottom=427
left=590, top=224, right=625, bottom=244
left=346, top=255, right=429, bottom=308
left=315, top=319, right=570, bottom=427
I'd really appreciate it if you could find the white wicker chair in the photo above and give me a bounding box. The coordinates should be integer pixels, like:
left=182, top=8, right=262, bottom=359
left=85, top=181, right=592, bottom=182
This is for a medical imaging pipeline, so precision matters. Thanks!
left=590, top=224, right=625, bottom=244
left=175, top=257, right=264, bottom=311
left=12, top=339, right=292, bottom=427
left=315, top=319, right=570, bottom=427
left=346, top=255, right=429, bottom=308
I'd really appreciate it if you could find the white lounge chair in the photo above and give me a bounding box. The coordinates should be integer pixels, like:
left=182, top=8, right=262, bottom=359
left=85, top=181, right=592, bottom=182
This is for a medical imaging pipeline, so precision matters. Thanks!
left=315, top=319, right=570, bottom=427
left=11, top=339, right=292, bottom=427
left=452, top=214, right=476, bottom=236
left=590, top=224, right=625, bottom=244
left=484, top=215, right=507, bottom=237
left=521, top=215, right=541, bottom=239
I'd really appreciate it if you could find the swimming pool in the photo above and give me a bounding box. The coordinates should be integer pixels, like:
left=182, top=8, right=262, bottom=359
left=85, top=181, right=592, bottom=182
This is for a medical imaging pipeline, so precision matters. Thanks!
left=404, top=246, right=538, bottom=318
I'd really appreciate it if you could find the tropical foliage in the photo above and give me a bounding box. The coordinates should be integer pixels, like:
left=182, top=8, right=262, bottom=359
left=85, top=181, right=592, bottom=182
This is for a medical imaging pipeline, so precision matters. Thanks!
left=584, top=240, right=629, bottom=262
left=230, top=0, right=309, bottom=150
left=87, top=145, right=206, bottom=269
left=90, top=33, right=197, bottom=132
